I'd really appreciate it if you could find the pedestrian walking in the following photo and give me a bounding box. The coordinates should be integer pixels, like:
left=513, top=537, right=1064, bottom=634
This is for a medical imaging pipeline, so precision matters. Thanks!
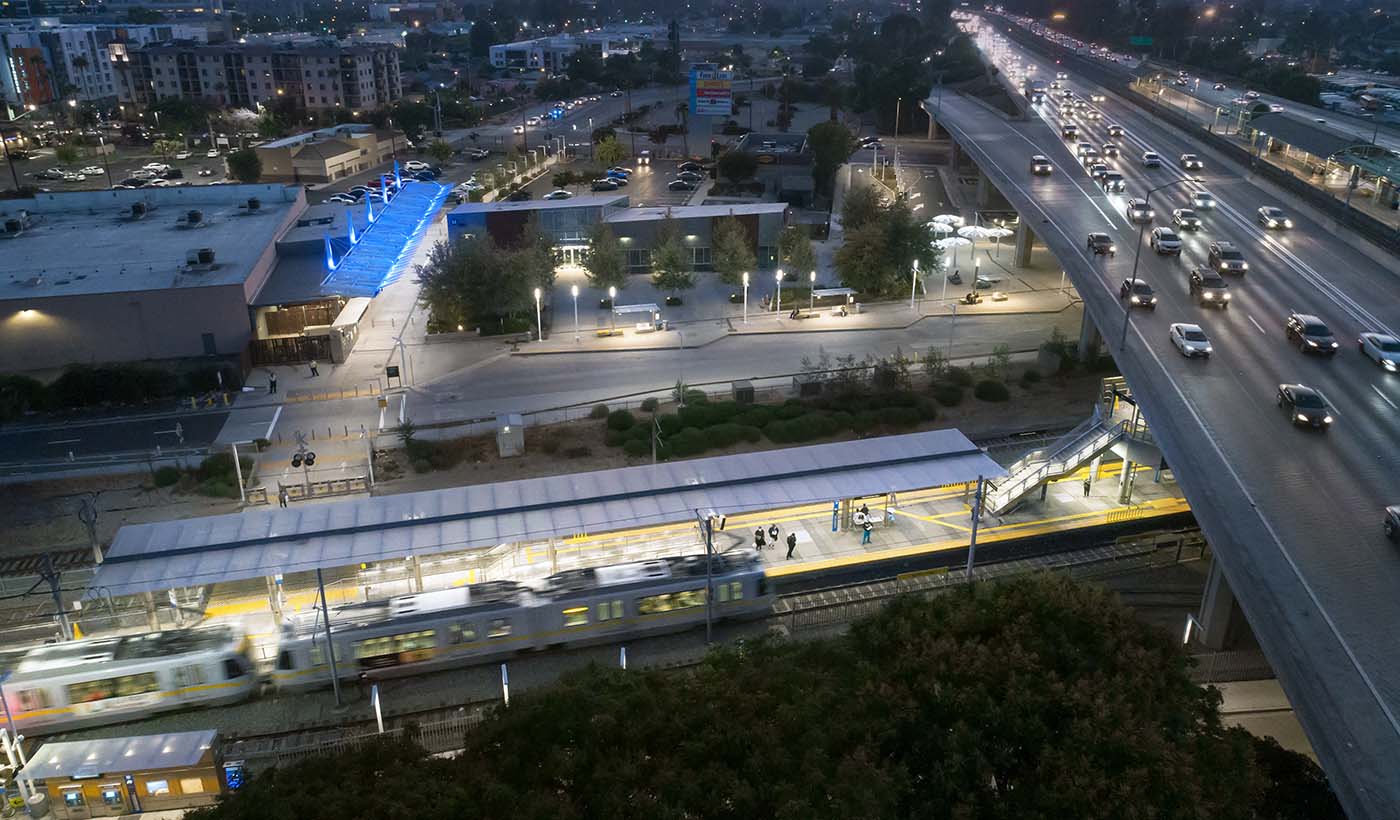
left=785, top=532, right=797, bottom=560
left=268, top=371, right=278, bottom=395
left=767, top=523, right=779, bottom=544
left=309, top=359, right=320, bottom=377
left=278, top=487, right=288, bottom=508
left=754, top=527, right=766, bottom=550
left=1083, top=477, right=1092, bottom=497
left=861, top=519, right=873, bottom=545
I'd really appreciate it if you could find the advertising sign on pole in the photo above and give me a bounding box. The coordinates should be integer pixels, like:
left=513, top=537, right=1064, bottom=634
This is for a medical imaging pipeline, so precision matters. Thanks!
left=689, top=64, right=733, bottom=117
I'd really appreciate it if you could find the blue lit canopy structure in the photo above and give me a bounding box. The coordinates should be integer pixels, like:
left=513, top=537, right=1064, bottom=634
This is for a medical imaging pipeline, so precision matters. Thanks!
left=320, top=176, right=449, bottom=297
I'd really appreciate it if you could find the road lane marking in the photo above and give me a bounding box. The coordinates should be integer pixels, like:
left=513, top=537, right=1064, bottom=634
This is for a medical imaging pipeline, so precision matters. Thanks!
left=47, top=438, right=80, bottom=445
left=1247, top=315, right=1266, bottom=335
left=1373, top=385, right=1397, bottom=410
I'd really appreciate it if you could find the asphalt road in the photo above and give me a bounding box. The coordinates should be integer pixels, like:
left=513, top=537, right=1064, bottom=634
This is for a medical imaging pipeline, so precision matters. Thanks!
left=0, top=410, right=229, bottom=462
left=967, top=23, right=1400, bottom=815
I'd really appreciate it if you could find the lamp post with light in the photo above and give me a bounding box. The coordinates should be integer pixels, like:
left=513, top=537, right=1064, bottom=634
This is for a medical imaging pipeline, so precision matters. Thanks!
left=809, top=270, right=816, bottom=313
left=571, top=284, right=579, bottom=342
left=534, top=287, right=543, bottom=343
left=742, top=271, right=749, bottom=324
left=1, top=106, right=38, bottom=191
left=774, top=269, right=784, bottom=314
left=1119, top=177, right=1197, bottom=350
left=608, top=286, right=616, bottom=334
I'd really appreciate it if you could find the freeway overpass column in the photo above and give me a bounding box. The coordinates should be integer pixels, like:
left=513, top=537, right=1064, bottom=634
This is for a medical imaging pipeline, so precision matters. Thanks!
left=1196, top=558, right=1241, bottom=650
left=1078, top=313, right=1102, bottom=362
left=1014, top=222, right=1036, bottom=267
left=948, top=139, right=962, bottom=171
left=976, top=174, right=993, bottom=209
left=1117, top=456, right=1136, bottom=505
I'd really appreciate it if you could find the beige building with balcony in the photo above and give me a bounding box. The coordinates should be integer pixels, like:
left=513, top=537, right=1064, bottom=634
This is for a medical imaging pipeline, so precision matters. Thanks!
left=254, top=123, right=402, bottom=184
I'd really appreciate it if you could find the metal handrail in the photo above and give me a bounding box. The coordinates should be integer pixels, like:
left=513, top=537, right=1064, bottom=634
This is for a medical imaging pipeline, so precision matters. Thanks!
left=988, top=421, right=1127, bottom=511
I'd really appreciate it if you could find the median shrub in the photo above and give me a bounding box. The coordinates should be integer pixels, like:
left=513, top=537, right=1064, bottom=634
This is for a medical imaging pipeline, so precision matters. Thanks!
left=589, top=404, right=610, bottom=419
left=640, top=397, right=660, bottom=413
left=944, top=366, right=974, bottom=387
left=607, top=409, right=636, bottom=431
left=153, top=466, right=181, bottom=487
left=974, top=379, right=1011, bottom=402
left=622, top=439, right=650, bottom=458
left=932, top=383, right=964, bottom=407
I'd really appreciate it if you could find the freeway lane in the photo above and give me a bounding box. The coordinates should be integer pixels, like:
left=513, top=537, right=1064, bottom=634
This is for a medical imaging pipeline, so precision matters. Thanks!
left=939, top=28, right=1400, bottom=815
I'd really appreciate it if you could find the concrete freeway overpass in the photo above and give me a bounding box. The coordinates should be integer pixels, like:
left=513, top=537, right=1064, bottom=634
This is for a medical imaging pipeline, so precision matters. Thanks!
left=922, top=38, right=1400, bottom=817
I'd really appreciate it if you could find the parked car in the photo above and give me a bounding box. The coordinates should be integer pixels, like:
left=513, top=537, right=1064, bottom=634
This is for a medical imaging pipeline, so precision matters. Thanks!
left=668, top=179, right=698, bottom=191
left=206, top=149, right=220, bottom=158
left=404, top=160, right=430, bottom=172
left=175, top=151, right=192, bottom=161
left=592, top=178, right=621, bottom=191
left=675, top=171, right=704, bottom=182
left=542, top=189, right=573, bottom=200
left=78, top=166, right=103, bottom=176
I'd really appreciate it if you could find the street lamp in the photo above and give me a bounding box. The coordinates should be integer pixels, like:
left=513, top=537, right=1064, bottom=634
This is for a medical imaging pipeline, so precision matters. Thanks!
left=809, top=270, right=816, bottom=313
left=1, top=107, right=37, bottom=191
left=608, top=285, right=617, bottom=334
left=571, top=284, right=580, bottom=342
left=742, top=271, right=749, bottom=324
left=775, top=269, right=784, bottom=314
left=534, top=287, right=543, bottom=342
left=1119, top=177, right=1197, bottom=350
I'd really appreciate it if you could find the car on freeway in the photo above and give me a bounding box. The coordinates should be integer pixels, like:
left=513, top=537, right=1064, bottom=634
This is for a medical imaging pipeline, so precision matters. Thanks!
left=591, top=178, right=620, bottom=191
left=1191, top=190, right=1217, bottom=209
left=1386, top=505, right=1400, bottom=541
left=1189, top=267, right=1231, bottom=308
left=526, top=116, right=541, bottom=127
left=1126, top=197, right=1154, bottom=223
left=668, top=179, right=699, bottom=191
left=1089, top=164, right=1110, bottom=183
left=512, top=125, right=524, bottom=134
left=1141, top=151, right=1162, bottom=168
left=1285, top=312, right=1340, bottom=355
left=1049, top=80, right=1062, bottom=90
left=638, top=150, right=651, bottom=166
left=1061, top=123, right=1080, bottom=139
left=78, top=165, right=103, bottom=176
left=676, top=170, right=704, bottom=183
left=1257, top=206, right=1293, bottom=229
left=1245, top=90, right=1261, bottom=99
left=1107, top=124, right=1125, bottom=137
left=1102, top=142, right=1120, bottom=158
left=1086, top=232, right=1116, bottom=256
left=1101, top=171, right=1126, bottom=193
left=1083, top=108, right=1102, bottom=120
left=1090, top=93, right=1106, bottom=103
left=1120, top=277, right=1158, bottom=308
left=542, top=189, right=573, bottom=200
left=1075, top=141, right=1093, bottom=157
left=1031, top=155, right=1053, bottom=175
left=1056, top=71, right=1068, bottom=79
left=1169, top=323, right=1213, bottom=358
left=1277, top=384, right=1333, bottom=429
left=1208, top=241, right=1248, bottom=273
left=1269, top=103, right=1285, bottom=113
left=1080, top=148, right=1101, bottom=166
left=1180, top=153, right=1203, bottom=170
left=1359, top=332, right=1400, bottom=371
left=1150, top=227, right=1182, bottom=255
left=206, top=149, right=220, bottom=158
left=1172, top=208, right=1202, bottom=230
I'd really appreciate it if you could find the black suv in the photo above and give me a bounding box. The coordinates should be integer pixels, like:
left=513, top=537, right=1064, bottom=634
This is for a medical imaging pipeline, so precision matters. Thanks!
left=1277, top=383, right=1333, bottom=429
left=1086, top=233, right=1116, bottom=256
left=1285, top=312, right=1339, bottom=355
left=1189, top=268, right=1230, bottom=308
left=1119, top=278, right=1157, bottom=309
left=1208, top=241, right=1248, bottom=274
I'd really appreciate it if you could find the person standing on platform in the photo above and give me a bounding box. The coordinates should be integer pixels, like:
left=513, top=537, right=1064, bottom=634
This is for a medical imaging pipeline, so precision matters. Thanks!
left=755, top=527, right=767, bottom=550
left=861, top=519, right=873, bottom=544
left=767, top=523, right=779, bottom=545
left=785, top=532, right=798, bottom=560
left=1083, top=476, right=1092, bottom=497
left=309, top=359, right=320, bottom=377
left=268, top=370, right=278, bottom=395
left=278, top=487, right=288, bottom=508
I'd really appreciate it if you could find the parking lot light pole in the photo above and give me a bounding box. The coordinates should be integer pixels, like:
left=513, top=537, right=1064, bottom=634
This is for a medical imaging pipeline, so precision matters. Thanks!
left=775, top=269, right=784, bottom=314
left=1119, top=177, right=1195, bottom=350
left=809, top=270, right=816, bottom=313
left=608, top=286, right=617, bottom=334
left=534, top=287, right=544, bottom=342
left=742, top=271, right=749, bottom=324
left=571, top=284, right=580, bottom=343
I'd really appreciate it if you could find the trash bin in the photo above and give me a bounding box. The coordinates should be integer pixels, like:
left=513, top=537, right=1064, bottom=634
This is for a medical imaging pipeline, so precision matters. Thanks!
left=732, top=380, right=754, bottom=404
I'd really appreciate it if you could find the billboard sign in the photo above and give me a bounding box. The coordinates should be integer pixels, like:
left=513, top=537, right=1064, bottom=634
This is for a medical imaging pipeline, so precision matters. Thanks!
left=689, top=64, right=733, bottom=117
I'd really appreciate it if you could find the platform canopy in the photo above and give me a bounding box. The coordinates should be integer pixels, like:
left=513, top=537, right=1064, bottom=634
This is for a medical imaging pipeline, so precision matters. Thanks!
left=23, top=730, right=216, bottom=779
left=88, top=429, right=1004, bottom=598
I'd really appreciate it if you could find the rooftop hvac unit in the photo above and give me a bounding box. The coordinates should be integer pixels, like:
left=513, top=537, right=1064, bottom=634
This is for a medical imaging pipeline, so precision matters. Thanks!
left=247, top=197, right=261, bottom=211
left=186, top=209, right=203, bottom=224
left=130, top=202, right=147, bottom=219
left=184, top=247, right=216, bottom=270
left=2, top=219, right=23, bottom=237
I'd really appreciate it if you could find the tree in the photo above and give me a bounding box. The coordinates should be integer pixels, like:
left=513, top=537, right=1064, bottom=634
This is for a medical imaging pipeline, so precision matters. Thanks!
left=152, top=139, right=183, bottom=163
left=716, top=150, right=758, bottom=183
left=840, top=183, right=883, bottom=232
left=427, top=139, right=453, bottom=164
left=833, top=201, right=935, bottom=298
left=512, top=215, right=558, bottom=293
left=582, top=221, right=627, bottom=292
left=711, top=216, right=756, bottom=286
left=595, top=137, right=626, bottom=168
left=416, top=236, right=531, bottom=327
left=225, top=148, right=262, bottom=183
left=778, top=224, right=817, bottom=276
left=649, top=216, right=693, bottom=296
left=53, top=143, right=80, bottom=166
left=806, top=120, right=855, bottom=196
left=186, top=575, right=1342, bottom=820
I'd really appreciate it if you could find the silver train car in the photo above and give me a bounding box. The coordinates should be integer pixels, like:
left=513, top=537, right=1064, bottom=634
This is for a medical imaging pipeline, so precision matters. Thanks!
left=3, top=625, right=258, bottom=735
left=274, top=550, right=773, bottom=690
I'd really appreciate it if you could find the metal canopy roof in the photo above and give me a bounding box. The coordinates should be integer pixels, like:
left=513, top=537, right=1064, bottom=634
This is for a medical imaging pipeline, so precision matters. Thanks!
left=23, top=731, right=216, bottom=779
left=1247, top=113, right=1371, bottom=160
left=89, top=430, right=1003, bottom=597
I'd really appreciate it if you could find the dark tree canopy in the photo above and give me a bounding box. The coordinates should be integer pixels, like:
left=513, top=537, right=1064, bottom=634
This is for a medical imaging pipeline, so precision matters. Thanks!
left=189, top=576, right=1342, bottom=820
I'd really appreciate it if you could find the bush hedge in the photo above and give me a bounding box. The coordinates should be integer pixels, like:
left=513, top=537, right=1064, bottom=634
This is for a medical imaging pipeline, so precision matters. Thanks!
left=153, top=466, right=181, bottom=487
left=622, top=439, right=650, bottom=458
left=931, top=382, right=964, bottom=407
left=974, top=379, right=1011, bottom=402
left=589, top=404, right=610, bottom=419
left=607, top=409, right=635, bottom=431
left=944, top=366, right=974, bottom=387
left=640, top=397, right=660, bottom=413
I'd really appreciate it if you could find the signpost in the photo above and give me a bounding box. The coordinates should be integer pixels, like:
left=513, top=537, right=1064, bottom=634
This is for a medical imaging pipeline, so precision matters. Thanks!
left=689, top=64, right=734, bottom=117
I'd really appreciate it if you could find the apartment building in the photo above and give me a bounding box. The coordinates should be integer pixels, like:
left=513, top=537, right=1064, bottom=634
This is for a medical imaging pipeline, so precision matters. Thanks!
left=120, top=40, right=401, bottom=113
left=0, top=21, right=204, bottom=108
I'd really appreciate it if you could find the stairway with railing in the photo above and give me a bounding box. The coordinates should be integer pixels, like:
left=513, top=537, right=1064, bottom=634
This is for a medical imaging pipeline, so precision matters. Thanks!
left=984, top=411, right=1128, bottom=515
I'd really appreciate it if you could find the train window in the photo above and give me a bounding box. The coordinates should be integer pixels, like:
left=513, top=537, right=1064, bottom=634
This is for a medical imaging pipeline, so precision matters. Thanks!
left=310, top=642, right=326, bottom=666
left=353, top=630, right=436, bottom=661
left=100, top=785, right=124, bottom=808
left=730, top=582, right=743, bottom=601
left=176, top=665, right=205, bottom=688
left=277, top=650, right=294, bottom=670
left=17, top=689, right=49, bottom=711
left=758, top=577, right=769, bottom=597
left=447, top=623, right=477, bottom=645
left=716, top=584, right=730, bottom=603
left=611, top=600, right=623, bottom=620
left=66, top=672, right=159, bottom=704
left=637, top=588, right=706, bottom=615
left=145, top=780, right=171, bottom=797
left=487, top=618, right=511, bottom=639
left=223, top=658, right=247, bottom=680
left=595, top=600, right=624, bottom=622
left=562, top=606, right=589, bottom=627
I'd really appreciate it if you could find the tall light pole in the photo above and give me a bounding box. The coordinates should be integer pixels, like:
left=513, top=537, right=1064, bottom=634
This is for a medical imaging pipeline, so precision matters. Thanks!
left=1, top=106, right=37, bottom=192
left=534, top=287, right=544, bottom=343
left=775, top=269, right=784, bottom=314
left=809, top=270, right=816, bottom=313
left=910, top=259, right=920, bottom=310
left=1119, top=177, right=1196, bottom=350
left=742, top=271, right=749, bottom=324
left=570, top=284, right=579, bottom=342
left=608, top=285, right=617, bottom=334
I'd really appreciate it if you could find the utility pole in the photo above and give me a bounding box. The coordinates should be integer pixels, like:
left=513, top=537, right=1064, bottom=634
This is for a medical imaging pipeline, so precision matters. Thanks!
left=695, top=510, right=714, bottom=644
left=316, top=568, right=342, bottom=706
left=36, top=553, right=72, bottom=641
left=964, top=476, right=985, bottom=577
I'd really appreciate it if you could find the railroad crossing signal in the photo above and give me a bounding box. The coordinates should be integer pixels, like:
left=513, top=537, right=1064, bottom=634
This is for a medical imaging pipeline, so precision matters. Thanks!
left=291, top=451, right=315, bottom=468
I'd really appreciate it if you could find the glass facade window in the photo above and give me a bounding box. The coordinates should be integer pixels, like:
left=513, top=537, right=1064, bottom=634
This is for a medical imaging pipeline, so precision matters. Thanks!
left=537, top=205, right=599, bottom=243
left=689, top=246, right=712, bottom=270
left=625, top=248, right=651, bottom=272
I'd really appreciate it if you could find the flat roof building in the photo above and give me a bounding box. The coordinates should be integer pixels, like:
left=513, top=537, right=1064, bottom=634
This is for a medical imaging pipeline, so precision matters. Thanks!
left=489, top=31, right=639, bottom=74
left=24, top=729, right=226, bottom=816
left=0, top=184, right=303, bottom=372
left=255, top=122, right=402, bottom=184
